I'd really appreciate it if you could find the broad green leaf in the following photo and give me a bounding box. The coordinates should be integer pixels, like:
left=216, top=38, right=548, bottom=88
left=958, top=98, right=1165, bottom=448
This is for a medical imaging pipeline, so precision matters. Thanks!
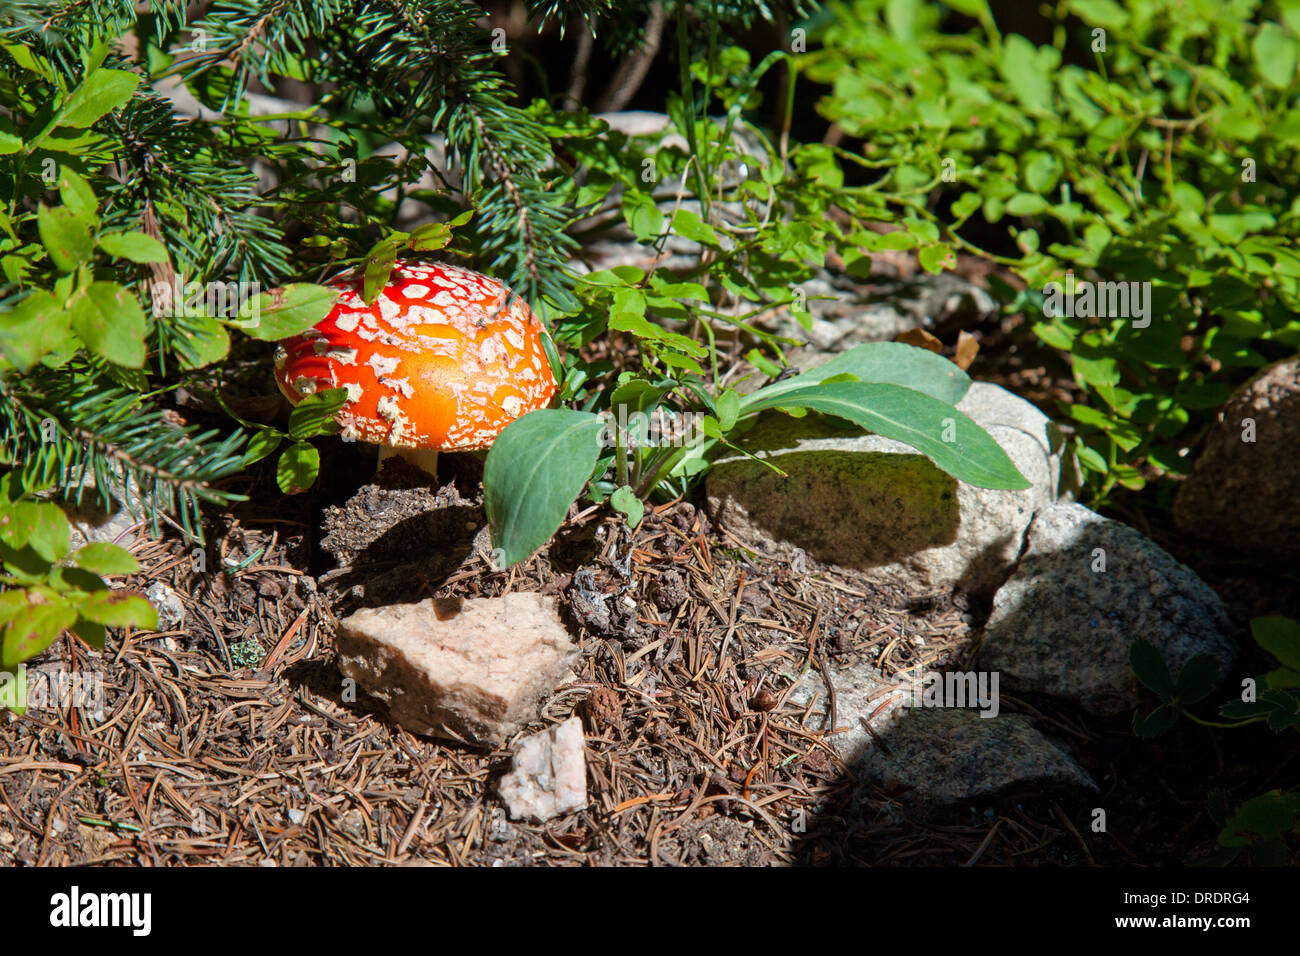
left=242, top=428, right=282, bottom=466
left=409, top=222, right=453, bottom=251
left=1254, top=23, right=1298, bottom=90
left=37, top=203, right=94, bottom=272
left=998, top=34, right=1054, bottom=114
left=69, top=281, right=148, bottom=367
left=70, top=619, right=106, bottom=650
left=1219, top=792, right=1300, bottom=846
left=1174, top=654, right=1220, bottom=705
left=98, top=230, right=168, bottom=263
left=1132, top=703, right=1178, bottom=738
left=1, top=601, right=77, bottom=668
left=484, top=409, right=605, bottom=567
left=172, top=312, right=231, bottom=370
left=0, top=290, right=74, bottom=371
left=1130, top=639, right=1175, bottom=700
left=622, top=189, right=663, bottom=243
left=363, top=243, right=398, bottom=305
left=743, top=381, right=1030, bottom=490
left=0, top=131, right=21, bottom=154
left=242, top=283, right=336, bottom=340
left=276, top=441, right=320, bottom=494
left=72, top=542, right=139, bottom=576
left=744, top=342, right=971, bottom=410
left=1251, top=616, right=1300, bottom=670
left=22, top=502, right=71, bottom=562
left=60, top=68, right=140, bottom=128
left=288, top=387, right=348, bottom=439
left=609, top=380, right=666, bottom=416
left=610, top=486, right=644, bottom=528
left=77, top=591, right=157, bottom=629
left=918, top=244, right=955, bottom=273
left=58, top=168, right=98, bottom=223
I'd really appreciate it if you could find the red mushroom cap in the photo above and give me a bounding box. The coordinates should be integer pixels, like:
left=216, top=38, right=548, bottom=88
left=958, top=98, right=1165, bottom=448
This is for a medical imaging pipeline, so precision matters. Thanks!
left=274, top=262, right=557, bottom=451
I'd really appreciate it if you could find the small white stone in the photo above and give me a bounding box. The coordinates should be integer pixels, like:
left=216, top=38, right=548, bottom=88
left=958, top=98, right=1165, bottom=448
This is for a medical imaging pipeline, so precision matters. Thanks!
left=498, top=716, right=587, bottom=823
left=145, top=582, right=185, bottom=631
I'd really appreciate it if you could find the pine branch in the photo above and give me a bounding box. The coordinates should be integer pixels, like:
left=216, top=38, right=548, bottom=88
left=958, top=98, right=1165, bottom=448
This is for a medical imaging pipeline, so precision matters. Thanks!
left=0, top=365, right=248, bottom=542
left=353, top=0, right=579, bottom=310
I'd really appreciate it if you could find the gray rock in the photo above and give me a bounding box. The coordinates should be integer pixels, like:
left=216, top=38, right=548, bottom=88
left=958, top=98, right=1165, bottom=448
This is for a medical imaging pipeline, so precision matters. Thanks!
left=862, top=709, right=1096, bottom=805
left=335, top=593, right=579, bottom=746
left=706, top=382, right=1074, bottom=596
left=765, top=270, right=998, bottom=364
left=978, top=502, right=1236, bottom=716
left=1174, top=356, right=1300, bottom=556
left=789, top=661, right=1094, bottom=803
left=497, top=716, right=587, bottom=822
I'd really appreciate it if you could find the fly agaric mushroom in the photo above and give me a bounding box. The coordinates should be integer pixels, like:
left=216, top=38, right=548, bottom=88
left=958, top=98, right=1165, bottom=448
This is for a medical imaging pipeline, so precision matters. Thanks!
left=273, top=262, right=557, bottom=476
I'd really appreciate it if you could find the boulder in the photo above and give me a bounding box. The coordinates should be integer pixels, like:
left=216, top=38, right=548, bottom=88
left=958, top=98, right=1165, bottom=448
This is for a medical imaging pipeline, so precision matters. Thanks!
left=977, top=502, right=1236, bottom=715
left=1174, top=356, right=1300, bottom=556
left=498, top=716, right=587, bottom=822
left=788, top=661, right=1095, bottom=804
left=706, top=382, right=1075, bottom=596
left=862, top=709, right=1096, bottom=805
left=335, top=593, right=579, bottom=746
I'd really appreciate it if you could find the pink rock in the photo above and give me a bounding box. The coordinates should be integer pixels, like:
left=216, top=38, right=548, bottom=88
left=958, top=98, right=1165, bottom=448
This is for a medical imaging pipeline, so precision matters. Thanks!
left=336, top=593, right=578, bottom=746
left=498, top=717, right=587, bottom=822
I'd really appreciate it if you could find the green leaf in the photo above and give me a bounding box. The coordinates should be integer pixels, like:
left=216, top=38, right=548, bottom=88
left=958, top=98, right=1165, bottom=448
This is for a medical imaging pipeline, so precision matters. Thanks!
left=1254, top=23, right=1298, bottom=90
left=241, top=284, right=336, bottom=340
left=288, top=387, right=348, bottom=439
left=57, top=167, right=98, bottom=223
left=98, top=230, right=168, bottom=263
left=0, top=290, right=74, bottom=371
left=21, top=502, right=71, bottom=563
left=743, top=381, right=1030, bottom=490
left=408, top=222, right=453, bottom=252
left=0, top=131, right=21, bottom=154
left=672, top=209, right=721, bottom=246
left=363, top=241, right=400, bottom=304
left=484, top=409, right=605, bottom=568
left=68, top=281, right=148, bottom=368
left=1251, top=616, right=1300, bottom=670
left=622, top=190, right=663, bottom=243
left=72, top=542, right=139, bottom=576
left=1, top=601, right=77, bottom=668
left=37, top=203, right=94, bottom=272
left=60, top=68, right=140, bottom=128
left=716, top=389, right=740, bottom=431
left=172, top=312, right=231, bottom=370
left=998, top=34, right=1054, bottom=114
left=610, top=485, right=644, bottom=528
left=70, top=619, right=106, bottom=651
left=1131, top=640, right=1176, bottom=700
left=276, top=441, right=320, bottom=494
left=1219, top=792, right=1300, bottom=846
left=242, top=428, right=283, bottom=466
left=1132, top=703, right=1178, bottom=738
left=744, top=342, right=971, bottom=409
left=77, top=591, right=157, bottom=629
left=918, top=244, right=955, bottom=273
left=1174, top=654, right=1220, bottom=705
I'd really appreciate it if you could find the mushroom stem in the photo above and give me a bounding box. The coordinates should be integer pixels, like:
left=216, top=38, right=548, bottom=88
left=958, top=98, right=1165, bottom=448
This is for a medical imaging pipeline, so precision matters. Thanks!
left=377, top=445, right=440, bottom=478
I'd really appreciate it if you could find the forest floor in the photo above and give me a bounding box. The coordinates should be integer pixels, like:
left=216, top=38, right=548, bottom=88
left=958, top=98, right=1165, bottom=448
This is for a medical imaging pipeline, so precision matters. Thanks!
left=2, top=267, right=1297, bottom=867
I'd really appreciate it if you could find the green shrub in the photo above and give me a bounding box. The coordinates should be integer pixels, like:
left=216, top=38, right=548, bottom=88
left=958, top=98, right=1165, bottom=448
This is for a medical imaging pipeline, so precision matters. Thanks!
left=805, top=0, right=1300, bottom=502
